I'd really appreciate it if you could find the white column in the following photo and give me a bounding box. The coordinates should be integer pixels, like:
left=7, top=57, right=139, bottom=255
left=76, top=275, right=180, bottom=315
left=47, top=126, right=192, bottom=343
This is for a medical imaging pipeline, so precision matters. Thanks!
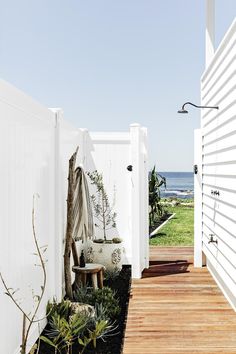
left=206, top=0, right=215, bottom=67
left=50, top=108, right=64, bottom=300
left=130, top=123, right=142, bottom=278
left=194, top=129, right=204, bottom=267
left=141, top=127, right=149, bottom=270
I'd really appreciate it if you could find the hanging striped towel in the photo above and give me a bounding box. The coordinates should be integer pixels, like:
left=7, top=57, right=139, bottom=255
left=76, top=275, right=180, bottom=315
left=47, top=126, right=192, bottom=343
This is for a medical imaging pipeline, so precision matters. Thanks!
left=73, top=167, right=94, bottom=242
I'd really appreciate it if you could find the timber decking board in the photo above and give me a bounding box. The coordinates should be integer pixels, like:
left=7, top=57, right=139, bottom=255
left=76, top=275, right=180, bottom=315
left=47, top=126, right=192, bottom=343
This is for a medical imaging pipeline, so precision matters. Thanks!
left=123, top=247, right=236, bottom=354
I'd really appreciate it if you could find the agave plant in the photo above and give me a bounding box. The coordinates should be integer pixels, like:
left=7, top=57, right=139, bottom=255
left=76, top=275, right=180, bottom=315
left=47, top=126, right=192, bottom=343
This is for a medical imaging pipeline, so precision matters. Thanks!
left=41, top=312, right=89, bottom=354
left=149, top=166, right=166, bottom=227
left=40, top=298, right=118, bottom=354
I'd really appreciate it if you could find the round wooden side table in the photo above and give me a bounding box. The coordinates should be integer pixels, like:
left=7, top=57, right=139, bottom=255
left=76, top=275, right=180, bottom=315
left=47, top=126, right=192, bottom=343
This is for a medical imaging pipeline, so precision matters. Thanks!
left=72, top=263, right=105, bottom=289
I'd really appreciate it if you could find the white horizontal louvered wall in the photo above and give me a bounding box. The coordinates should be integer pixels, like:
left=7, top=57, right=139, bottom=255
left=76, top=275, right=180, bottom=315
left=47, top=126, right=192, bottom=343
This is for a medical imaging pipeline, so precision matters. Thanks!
left=201, top=19, right=236, bottom=309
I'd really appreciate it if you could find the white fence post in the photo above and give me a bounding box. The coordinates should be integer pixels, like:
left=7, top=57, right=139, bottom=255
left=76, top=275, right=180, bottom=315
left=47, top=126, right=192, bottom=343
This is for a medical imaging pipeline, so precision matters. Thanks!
left=50, top=108, right=64, bottom=300
left=80, top=128, right=89, bottom=168
left=194, top=129, right=204, bottom=267
left=141, top=127, right=149, bottom=270
left=130, top=124, right=142, bottom=278
left=130, top=124, right=149, bottom=278
left=206, top=0, right=215, bottom=67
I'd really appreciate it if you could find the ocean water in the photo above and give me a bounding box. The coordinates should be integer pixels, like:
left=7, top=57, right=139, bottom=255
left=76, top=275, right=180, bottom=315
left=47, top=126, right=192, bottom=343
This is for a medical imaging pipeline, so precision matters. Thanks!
left=158, top=172, right=194, bottom=199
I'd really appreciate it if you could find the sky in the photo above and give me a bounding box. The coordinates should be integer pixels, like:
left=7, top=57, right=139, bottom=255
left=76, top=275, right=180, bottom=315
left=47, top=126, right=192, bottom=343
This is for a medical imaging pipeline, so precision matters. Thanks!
left=0, top=0, right=235, bottom=171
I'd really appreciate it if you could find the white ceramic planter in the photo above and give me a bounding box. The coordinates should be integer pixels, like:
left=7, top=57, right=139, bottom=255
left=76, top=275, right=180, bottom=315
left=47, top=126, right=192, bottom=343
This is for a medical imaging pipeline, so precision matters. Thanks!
left=86, top=241, right=125, bottom=270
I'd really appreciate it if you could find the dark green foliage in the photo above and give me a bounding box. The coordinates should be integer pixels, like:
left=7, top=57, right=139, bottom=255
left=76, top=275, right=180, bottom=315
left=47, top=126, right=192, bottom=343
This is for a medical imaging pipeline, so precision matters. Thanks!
left=78, top=319, right=116, bottom=354
left=73, top=286, right=120, bottom=319
left=91, top=287, right=120, bottom=319
left=104, top=267, right=121, bottom=282
left=72, top=286, right=90, bottom=305
left=41, top=311, right=90, bottom=354
left=46, top=298, right=71, bottom=322
left=149, top=166, right=166, bottom=227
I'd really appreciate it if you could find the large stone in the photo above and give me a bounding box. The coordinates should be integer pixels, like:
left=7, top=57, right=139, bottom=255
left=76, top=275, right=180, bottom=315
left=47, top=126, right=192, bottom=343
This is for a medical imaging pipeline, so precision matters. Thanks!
left=70, top=302, right=95, bottom=318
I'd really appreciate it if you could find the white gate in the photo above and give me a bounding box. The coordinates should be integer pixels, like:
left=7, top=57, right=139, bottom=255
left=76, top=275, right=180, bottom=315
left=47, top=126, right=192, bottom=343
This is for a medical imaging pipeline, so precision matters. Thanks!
left=81, top=123, right=149, bottom=278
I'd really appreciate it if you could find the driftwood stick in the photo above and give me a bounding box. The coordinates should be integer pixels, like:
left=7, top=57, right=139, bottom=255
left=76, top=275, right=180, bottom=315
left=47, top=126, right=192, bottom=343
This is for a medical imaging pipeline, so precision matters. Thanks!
left=20, top=314, right=26, bottom=354
left=64, top=147, right=79, bottom=299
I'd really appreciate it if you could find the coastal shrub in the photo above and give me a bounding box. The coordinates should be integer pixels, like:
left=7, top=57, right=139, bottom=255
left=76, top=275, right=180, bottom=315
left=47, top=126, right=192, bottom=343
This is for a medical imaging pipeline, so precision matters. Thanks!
left=104, top=267, right=121, bottom=281
left=149, top=166, right=166, bottom=226
left=41, top=312, right=89, bottom=353
left=46, top=298, right=71, bottom=322
left=73, top=286, right=120, bottom=319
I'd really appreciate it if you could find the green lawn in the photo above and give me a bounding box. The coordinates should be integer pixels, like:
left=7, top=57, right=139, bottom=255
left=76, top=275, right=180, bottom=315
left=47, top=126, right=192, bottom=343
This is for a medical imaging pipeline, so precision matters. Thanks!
left=149, top=203, right=194, bottom=246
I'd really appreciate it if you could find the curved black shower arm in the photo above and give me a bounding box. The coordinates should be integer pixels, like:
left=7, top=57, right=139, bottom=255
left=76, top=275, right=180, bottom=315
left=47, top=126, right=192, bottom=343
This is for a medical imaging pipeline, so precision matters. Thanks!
left=181, top=102, right=219, bottom=111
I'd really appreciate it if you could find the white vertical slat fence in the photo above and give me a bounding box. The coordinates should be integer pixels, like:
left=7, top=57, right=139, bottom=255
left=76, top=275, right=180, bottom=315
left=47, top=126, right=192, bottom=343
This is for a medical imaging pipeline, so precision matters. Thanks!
left=0, top=80, right=149, bottom=353
left=0, top=80, right=57, bottom=353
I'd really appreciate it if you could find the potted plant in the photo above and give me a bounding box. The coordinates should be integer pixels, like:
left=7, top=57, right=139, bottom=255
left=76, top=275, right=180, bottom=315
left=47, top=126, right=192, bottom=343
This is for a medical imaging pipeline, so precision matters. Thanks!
left=86, top=170, right=125, bottom=270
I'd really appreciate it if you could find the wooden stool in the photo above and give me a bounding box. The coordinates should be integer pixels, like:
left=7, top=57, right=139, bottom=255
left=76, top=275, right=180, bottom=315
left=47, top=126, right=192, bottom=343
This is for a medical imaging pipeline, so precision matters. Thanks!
left=72, top=263, right=105, bottom=289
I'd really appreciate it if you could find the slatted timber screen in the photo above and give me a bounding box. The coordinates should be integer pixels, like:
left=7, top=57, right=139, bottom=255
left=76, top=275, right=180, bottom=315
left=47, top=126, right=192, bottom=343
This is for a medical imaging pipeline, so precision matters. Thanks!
left=201, top=19, right=236, bottom=309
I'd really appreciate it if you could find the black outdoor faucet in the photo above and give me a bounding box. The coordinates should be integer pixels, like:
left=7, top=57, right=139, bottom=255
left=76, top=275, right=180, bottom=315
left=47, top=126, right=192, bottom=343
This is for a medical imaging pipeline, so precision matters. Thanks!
left=208, top=234, right=218, bottom=245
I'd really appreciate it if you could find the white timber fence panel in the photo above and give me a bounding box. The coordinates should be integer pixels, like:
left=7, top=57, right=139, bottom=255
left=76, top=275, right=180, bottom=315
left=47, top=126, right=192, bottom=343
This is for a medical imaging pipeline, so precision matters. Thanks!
left=0, top=80, right=58, bottom=354
left=201, top=18, right=236, bottom=310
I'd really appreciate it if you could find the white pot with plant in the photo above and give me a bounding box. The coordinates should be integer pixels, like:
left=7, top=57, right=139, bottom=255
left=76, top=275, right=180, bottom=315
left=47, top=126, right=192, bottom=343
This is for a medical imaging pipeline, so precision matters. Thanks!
left=86, top=170, right=125, bottom=270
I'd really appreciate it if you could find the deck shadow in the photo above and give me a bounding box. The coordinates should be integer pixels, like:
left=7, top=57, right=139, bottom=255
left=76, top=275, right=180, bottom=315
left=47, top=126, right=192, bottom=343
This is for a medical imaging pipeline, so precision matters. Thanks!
left=142, top=260, right=192, bottom=278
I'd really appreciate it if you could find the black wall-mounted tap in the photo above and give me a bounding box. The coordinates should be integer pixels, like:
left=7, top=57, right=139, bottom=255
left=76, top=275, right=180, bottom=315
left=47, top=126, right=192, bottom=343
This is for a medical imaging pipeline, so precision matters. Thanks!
left=208, top=234, right=218, bottom=244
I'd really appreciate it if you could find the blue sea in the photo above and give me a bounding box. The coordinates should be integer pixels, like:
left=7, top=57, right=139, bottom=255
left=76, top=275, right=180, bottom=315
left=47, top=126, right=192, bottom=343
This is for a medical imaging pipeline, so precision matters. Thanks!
left=159, top=172, right=194, bottom=199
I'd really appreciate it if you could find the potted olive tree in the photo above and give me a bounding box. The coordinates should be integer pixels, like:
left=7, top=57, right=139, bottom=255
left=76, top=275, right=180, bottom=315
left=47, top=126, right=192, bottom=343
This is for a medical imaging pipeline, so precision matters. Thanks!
left=87, top=170, right=124, bottom=270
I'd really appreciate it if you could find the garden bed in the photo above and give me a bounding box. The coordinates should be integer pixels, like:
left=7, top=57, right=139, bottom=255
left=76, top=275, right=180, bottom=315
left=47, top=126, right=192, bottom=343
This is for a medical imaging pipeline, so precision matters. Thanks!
left=149, top=212, right=173, bottom=235
left=37, top=265, right=131, bottom=354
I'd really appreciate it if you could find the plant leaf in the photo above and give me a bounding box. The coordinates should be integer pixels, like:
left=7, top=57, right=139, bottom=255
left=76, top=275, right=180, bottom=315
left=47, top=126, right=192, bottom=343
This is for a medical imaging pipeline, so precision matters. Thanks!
left=40, top=336, right=57, bottom=348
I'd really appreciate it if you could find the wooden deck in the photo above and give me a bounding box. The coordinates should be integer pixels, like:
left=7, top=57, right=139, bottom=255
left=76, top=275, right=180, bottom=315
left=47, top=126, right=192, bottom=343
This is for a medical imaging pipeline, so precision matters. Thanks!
left=123, top=247, right=236, bottom=354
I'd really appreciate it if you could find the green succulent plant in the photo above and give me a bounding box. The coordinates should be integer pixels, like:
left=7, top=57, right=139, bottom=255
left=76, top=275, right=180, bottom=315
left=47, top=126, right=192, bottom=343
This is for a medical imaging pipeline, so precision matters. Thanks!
left=41, top=297, right=117, bottom=354
left=73, top=286, right=120, bottom=319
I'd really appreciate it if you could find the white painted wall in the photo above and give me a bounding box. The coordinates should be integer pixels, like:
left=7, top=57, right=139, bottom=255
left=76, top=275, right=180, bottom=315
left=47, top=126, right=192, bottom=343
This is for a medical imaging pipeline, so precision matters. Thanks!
left=201, top=18, right=236, bottom=310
